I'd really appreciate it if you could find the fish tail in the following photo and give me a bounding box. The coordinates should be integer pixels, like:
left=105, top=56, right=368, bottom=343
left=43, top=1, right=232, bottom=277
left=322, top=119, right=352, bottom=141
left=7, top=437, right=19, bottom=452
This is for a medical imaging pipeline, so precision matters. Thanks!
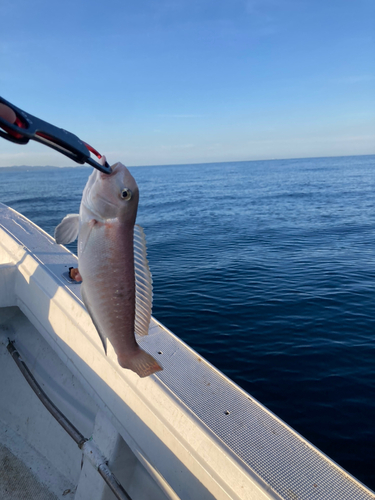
left=119, top=348, right=163, bottom=378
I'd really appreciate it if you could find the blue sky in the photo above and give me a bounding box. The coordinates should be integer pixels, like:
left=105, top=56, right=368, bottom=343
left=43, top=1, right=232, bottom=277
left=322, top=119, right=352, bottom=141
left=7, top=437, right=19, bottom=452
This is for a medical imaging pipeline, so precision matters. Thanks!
left=0, top=0, right=374, bottom=166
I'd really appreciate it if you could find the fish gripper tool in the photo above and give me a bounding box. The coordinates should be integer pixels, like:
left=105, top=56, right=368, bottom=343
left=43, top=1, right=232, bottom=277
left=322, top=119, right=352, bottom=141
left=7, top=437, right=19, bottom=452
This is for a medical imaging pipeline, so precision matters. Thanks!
left=0, top=96, right=112, bottom=174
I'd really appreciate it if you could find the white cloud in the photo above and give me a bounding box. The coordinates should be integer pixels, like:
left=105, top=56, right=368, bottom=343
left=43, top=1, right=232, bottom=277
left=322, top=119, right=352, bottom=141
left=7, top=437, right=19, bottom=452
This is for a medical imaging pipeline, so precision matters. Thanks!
left=157, top=114, right=204, bottom=118
left=160, top=143, right=195, bottom=150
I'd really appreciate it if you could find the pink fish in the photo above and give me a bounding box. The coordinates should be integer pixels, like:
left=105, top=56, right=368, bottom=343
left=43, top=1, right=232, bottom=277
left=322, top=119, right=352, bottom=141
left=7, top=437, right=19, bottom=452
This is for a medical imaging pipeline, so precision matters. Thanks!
left=55, top=162, right=162, bottom=377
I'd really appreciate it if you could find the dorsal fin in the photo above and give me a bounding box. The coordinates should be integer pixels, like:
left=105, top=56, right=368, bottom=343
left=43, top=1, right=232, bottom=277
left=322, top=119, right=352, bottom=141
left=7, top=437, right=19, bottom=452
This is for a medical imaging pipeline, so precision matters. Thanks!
left=134, top=224, right=153, bottom=337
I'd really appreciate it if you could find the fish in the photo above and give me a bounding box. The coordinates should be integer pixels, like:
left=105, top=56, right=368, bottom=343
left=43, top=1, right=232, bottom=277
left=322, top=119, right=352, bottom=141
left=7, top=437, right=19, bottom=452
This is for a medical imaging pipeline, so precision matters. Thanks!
left=54, top=162, right=162, bottom=377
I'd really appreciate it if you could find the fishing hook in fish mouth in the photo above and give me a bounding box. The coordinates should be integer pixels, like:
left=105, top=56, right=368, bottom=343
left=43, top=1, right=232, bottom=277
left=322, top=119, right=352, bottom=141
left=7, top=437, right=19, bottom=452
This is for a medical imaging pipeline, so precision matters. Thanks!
left=0, top=96, right=112, bottom=175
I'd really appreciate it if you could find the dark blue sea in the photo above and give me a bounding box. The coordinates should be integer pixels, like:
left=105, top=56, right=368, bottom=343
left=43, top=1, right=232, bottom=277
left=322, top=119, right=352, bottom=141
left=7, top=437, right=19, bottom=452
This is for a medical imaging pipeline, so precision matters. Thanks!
left=1, top=155, right=374, bottom=490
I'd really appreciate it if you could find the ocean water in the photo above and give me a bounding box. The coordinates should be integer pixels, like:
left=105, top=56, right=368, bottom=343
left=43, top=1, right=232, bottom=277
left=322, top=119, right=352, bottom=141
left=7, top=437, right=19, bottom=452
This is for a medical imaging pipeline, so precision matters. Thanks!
left=1, top=155, right=374, bottom=490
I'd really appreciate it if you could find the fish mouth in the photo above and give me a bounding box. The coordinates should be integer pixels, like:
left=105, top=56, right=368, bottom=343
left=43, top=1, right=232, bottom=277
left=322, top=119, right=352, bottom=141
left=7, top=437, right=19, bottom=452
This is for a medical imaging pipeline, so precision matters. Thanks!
left=101, top=162, right=121, bottom=177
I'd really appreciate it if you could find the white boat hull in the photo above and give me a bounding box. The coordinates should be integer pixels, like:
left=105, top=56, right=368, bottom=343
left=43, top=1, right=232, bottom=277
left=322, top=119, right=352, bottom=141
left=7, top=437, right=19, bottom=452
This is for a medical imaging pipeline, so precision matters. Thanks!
left=0, top=203, right=373, bottom=500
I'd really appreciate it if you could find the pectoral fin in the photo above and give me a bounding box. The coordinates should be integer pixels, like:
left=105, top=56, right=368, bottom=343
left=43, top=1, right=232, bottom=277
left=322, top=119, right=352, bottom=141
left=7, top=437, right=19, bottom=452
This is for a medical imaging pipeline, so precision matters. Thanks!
left=54, top=214, right=80, bottom=244
left=134, top=224, right=153, bottom=337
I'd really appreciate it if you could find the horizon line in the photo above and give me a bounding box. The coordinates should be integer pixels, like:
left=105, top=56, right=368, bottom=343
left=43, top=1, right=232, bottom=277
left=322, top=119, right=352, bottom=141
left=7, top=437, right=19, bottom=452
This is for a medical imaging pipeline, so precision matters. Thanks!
left=0, top=153, right=374, bottom=170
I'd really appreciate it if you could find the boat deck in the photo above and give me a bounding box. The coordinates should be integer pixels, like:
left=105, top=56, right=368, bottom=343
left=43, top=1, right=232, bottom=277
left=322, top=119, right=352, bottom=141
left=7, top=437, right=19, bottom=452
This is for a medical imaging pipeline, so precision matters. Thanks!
left=0, top=305, right=82, bottom=499
left=0, top=442, right=58, bottom=500
left=0, top=202, right=374, bottom=500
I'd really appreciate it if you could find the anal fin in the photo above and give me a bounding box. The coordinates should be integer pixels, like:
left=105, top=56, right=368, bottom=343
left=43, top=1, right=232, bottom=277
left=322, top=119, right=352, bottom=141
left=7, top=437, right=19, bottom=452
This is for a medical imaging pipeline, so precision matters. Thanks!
left=81, top=285, right=107, bottom=354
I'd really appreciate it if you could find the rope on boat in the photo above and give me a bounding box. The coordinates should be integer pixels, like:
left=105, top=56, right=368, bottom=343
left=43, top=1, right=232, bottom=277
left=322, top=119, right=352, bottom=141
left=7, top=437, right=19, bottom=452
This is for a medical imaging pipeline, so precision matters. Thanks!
left=6, top=339, right=133, bottom=500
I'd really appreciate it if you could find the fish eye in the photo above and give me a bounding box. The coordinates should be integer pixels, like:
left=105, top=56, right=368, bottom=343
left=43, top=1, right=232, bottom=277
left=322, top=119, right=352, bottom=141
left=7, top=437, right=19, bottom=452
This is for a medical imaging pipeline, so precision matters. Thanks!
left=121, top=188, right=132, bottom=200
